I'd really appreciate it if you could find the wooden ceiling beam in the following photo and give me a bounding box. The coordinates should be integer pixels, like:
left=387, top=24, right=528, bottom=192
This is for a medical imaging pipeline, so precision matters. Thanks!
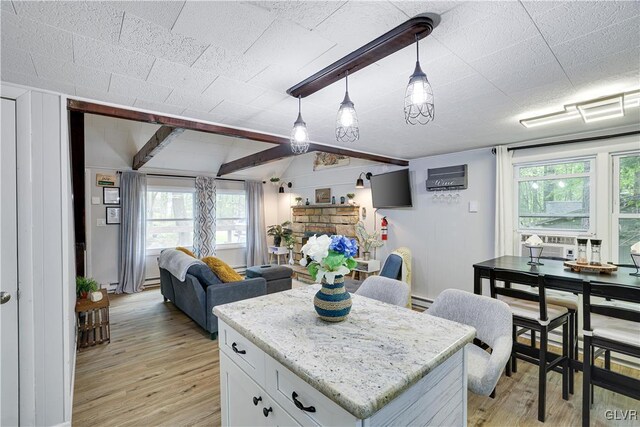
left=217, top=144, right=316, bottom=176
left=67, top=99, right=409, bottom=172
left=133, top=126, right=185, bottom=170
left=217, top=143, right=408, bottom=176
left=68, top=99, right=291, bottom=146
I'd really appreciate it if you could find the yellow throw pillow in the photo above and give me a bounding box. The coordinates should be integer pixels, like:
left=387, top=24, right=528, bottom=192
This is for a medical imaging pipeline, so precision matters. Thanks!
left=176, top=247, right=196, bottom=258
left=201, top=256, right=243, bottom=283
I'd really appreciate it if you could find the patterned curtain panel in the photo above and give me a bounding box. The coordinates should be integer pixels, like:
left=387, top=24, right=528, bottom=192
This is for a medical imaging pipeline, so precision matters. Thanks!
left=194, top=176, right=216, bottom=257
left=117, top=171, right=147, bottom=294
left=245, top=180, right=268, bottom=266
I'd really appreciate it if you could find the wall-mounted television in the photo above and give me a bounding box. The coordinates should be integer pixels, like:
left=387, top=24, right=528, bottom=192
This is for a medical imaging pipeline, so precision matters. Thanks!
left=370, top=169, right=412, bottom=208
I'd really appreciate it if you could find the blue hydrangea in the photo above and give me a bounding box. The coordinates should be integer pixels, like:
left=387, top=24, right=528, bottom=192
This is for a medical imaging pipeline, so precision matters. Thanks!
left=330, top=235, right=359, bottom=258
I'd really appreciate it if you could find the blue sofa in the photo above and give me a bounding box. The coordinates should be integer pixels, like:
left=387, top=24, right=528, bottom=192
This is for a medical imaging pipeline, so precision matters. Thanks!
left=160, top=264, right=266, bottom=339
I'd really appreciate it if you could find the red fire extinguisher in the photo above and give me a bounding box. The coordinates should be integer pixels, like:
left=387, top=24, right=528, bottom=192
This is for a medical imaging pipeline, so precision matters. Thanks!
left=381, top=217, right=388, bottom=241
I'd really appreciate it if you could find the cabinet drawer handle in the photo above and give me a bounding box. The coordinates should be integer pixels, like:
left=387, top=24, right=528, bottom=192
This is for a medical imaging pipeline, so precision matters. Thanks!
left=292, top=392, right=316, bottom=413
left=231, top=342, right=246, bottom=354
left=253, top=396, right=262, bottom=406
left=263, top=407, right=273, bottom=417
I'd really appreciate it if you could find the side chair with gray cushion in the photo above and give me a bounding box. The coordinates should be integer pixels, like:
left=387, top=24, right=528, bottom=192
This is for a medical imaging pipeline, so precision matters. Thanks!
left=355, top=276, right=410, bottom=307
left=428, top=289, right=513, bottom=397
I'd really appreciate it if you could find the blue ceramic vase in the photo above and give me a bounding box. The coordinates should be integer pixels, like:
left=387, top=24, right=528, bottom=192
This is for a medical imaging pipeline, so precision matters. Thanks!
left=314, top=275, right=352, bottom=322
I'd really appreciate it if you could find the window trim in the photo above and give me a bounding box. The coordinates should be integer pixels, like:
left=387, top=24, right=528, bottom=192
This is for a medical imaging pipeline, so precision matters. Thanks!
left=514, top=156, right=596, bottom=235
left=611, top=151, right=640, bottom=263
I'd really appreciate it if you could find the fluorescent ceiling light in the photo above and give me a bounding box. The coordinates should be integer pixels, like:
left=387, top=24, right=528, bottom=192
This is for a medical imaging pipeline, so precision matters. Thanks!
left=520, top=107, right=581, bottom=128
left=624, top=89, right=640, bottom=108
left=576, top=95, right=623, bottom=123
left=519, top=88, right=639, bottom=128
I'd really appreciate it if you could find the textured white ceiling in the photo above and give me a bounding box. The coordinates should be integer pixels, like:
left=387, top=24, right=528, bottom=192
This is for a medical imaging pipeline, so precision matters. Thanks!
left=2, top=0, right=639, bottom=163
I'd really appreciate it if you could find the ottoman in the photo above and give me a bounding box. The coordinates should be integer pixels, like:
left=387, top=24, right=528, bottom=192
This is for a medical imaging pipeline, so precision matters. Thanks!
left=246, top=265, right=293, bottom=294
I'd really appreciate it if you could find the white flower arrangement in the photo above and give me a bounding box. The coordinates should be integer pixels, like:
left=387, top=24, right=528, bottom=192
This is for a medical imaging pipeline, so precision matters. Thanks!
left=300, top=234, right=358, bottom=284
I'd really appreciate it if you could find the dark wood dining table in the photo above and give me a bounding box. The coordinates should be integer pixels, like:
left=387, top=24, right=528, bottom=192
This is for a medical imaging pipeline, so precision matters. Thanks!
left=473, top=255, right=640, bottom=296
left=473, top=255, right=640, bottom=372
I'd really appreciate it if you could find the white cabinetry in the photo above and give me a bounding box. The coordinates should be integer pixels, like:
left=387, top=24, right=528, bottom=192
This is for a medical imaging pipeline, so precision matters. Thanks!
left=219, top=320, right=467, bottom=427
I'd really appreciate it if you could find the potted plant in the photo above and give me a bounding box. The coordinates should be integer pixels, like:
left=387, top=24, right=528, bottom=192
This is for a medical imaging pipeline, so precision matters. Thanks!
left=76, top=276, right=99, bottom=299
left=284, top=234, right=296, bottom=265
left=355, top=221, right=384, bottom=261
left=267, top=221, right=292, bottom=247
left=269, top=177, right=281, bottom=187
left=346, top=193, right=355, bottom=205
left=295, top=196, right=303, bottom=206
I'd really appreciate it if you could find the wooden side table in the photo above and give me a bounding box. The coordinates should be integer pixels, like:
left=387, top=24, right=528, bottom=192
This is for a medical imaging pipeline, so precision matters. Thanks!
left=351, top=258, right=381, bottom=280
left=75, top=289, right=110, bottom=350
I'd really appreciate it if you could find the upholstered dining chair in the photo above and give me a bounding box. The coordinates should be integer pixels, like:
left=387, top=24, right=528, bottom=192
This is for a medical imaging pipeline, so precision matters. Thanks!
left=428, top=289, right=513, bottom=397
left=354, top=276, right=410, bottom=307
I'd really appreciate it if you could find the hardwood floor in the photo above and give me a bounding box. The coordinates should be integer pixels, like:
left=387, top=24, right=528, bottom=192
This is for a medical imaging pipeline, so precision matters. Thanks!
left=73, top=288, right=638, bottom=426
left=73, top=288, right=221, bottom=427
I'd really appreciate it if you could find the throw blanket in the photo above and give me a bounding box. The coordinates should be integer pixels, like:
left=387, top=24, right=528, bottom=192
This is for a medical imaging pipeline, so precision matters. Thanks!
left=158, top=249, right=204, bottom=281
left=391, top=247, right=412, bottom=308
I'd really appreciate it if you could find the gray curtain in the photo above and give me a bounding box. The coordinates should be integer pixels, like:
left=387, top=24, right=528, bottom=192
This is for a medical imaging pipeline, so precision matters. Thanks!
left=194, top=176, right=216, bottom=257
left=117, top=171, right=147, bottom=294
left=245, top=180, right=268, bottom=266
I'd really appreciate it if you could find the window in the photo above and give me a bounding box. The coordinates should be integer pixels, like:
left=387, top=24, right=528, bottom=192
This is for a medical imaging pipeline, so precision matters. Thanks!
left=516, top=158, right=594, bottom=232
left=146, top=189, right=195, bottom=250
left=613, top=153, right=640, bottom=263
left=216, top=190, right=247, bottom=246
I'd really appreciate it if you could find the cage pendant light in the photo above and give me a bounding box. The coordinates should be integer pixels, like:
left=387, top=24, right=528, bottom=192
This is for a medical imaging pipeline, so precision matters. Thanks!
left=335, top=70, right=359, bottom=142
left=290, top=96, right=310, bottom=154
left=404, top=35, right=434, bottom=125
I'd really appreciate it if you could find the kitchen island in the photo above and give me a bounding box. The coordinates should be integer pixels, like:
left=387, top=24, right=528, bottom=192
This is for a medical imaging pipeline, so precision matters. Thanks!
left=214, top=285, right=476, bottom=426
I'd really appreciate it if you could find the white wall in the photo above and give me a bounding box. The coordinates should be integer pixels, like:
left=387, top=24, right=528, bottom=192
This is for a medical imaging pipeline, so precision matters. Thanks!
left=3, top=84, right=75, bottom=426
left=279, top=149, right=496, bottom=302
left=278, top=154, right=390, bottom=234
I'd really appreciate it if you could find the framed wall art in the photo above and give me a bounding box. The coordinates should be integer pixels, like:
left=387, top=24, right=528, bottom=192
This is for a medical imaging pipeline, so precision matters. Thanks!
left=106, top=207, right=121, bottom=225
left=103, top=187, right=120, bottom=205
left=315, top=188, right=331, bottom=204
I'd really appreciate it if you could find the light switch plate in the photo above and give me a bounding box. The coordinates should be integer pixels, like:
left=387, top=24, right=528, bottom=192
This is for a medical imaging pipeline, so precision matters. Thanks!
left=469, top=201, right=478, bottom=213
left=97, top=218, right=106, bottom=226
left=91, top=196, right=100, bottom=205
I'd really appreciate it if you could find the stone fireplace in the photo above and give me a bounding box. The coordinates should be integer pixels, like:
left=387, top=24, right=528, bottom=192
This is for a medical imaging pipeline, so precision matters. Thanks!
left=291, top=204, right=360, bottom=265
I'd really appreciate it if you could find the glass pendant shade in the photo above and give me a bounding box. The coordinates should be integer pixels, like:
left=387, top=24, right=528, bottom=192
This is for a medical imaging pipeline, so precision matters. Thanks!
left=404, top=37, right=434, bottom=125
left=290, top=96, right=309, bottom=154
left=335, top=71, right=359, bottom=142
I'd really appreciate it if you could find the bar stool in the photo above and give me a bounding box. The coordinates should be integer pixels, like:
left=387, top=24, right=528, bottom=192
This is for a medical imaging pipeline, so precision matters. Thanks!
left=490, top=269, right=571, bottom=422
left=542, top=275, right=583, bottom=395
left=582, top=280, right=640, bottom=427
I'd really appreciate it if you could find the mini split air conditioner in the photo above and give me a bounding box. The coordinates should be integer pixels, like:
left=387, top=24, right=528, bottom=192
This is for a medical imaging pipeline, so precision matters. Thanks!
left=519, top=233, right=577, bottom=260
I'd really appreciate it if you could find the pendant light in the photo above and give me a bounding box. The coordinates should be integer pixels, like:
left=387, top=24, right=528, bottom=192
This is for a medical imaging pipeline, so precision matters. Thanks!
left=404, top=35, right=434, bottom=125
left=290, top=96, right=310, bottom=154
left=335, top=70, right=359, bottom=142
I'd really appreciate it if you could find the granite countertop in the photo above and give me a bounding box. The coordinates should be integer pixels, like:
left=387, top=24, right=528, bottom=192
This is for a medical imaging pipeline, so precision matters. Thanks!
left=214, top=285, right=476, bottom=419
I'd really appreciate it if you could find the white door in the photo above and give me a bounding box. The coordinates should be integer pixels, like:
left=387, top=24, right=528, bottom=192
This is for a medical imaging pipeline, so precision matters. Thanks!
left=1, top=97, right=19, bottom=426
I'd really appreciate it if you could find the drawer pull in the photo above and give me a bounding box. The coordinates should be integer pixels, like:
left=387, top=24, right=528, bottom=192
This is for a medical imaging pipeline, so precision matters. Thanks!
left=231, top=342, right=246, bottom=354
left=253, top=396, right=262, bottom=406
left=292, top=392, right=316, bottom=413
left=263, top=407, right=273, bottom=417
